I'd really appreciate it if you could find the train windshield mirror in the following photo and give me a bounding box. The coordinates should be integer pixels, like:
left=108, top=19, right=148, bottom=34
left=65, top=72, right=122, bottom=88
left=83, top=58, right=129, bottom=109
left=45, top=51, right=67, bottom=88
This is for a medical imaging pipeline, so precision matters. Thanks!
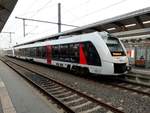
left=106, top=37, right=125, bottom=56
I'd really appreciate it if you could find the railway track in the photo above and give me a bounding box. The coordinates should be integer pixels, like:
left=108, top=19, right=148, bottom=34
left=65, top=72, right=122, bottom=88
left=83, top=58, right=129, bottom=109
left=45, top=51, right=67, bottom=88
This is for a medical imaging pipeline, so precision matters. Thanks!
left=0, top=57, right=124, bottom=113
left=2, top=57, right=150, bottom=97
left=91, top=74, right=150, bottom=97
left=123, top=73, right=150, bottom=86
left=107, top=79, right=150, bottom=97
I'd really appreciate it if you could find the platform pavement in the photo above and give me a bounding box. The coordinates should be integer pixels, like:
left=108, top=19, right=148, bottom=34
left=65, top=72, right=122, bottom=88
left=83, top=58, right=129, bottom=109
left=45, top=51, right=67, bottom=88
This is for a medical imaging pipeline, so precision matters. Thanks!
left=130, top=67, right=150, bottom=76
left=0, top=77, right=16, bottom=113
left=0, top=60, right=59, bottom=113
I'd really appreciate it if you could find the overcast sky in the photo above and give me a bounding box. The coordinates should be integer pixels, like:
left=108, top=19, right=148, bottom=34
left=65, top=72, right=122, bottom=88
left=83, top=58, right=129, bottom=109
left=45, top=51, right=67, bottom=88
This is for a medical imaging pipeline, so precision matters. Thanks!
left=0, top=0, right=150, bottom=48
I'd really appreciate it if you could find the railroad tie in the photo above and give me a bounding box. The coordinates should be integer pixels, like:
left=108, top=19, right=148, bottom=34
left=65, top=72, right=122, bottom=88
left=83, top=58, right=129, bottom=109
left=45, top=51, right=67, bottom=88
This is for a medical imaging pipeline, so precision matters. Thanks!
left=78, top=105, right=101, bottom=113
left=71, top=101, right=92, bottom=110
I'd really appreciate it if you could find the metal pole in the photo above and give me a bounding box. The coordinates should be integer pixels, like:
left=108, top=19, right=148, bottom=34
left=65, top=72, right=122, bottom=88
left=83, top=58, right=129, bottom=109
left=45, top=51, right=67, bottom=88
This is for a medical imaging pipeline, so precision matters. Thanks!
left=0, top=32, right=15, bottom=44
left=9, top=32, right=12, bottom=43
left=23, top=19, right=25, bottom=37
left=58, top=3, right=61, bottom=33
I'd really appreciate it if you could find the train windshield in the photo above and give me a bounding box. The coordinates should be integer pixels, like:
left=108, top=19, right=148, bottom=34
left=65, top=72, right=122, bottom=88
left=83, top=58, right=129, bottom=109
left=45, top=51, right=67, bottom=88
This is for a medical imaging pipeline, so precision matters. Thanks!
left=106, top=37, right=125, bottom=56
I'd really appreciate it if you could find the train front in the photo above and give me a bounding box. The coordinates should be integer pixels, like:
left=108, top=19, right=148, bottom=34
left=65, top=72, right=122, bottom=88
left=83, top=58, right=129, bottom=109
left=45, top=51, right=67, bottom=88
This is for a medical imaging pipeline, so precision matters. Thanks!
left=97, top=32, right=130, bottom=75
left=105, top=34, right=130, bottom=75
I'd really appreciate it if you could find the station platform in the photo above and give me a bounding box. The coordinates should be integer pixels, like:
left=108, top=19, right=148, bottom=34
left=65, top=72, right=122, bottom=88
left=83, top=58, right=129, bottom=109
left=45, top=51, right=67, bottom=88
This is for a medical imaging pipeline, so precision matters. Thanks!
left=131, top=67, right=150, bottom=76
left=0, top=60, right=59, bottom=113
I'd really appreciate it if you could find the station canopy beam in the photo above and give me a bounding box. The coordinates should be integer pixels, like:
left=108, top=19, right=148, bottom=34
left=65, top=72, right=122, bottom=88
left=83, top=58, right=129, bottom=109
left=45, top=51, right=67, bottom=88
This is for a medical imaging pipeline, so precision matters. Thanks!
left=135, top=16, right=145, bottom=28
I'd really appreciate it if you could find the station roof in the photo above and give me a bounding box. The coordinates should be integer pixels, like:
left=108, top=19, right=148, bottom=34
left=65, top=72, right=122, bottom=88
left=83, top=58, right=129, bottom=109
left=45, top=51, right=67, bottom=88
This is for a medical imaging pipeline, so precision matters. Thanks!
left=15, top=6, right=150, bottom=47
left=0, top=0, right=18, bottom=32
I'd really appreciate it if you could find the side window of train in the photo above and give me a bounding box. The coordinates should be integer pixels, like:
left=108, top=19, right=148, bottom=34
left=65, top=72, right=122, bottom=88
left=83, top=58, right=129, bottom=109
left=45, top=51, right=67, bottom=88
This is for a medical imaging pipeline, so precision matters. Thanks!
left=69, top=44, right=74, bottom=61
left=30, top=47, right=35, bottom=57
left=82, top=42, right=101, bottom=66
left=41, top=46, right=46, bottom=58
left=20, top=49, right=22, bottom=56
left=51, top=43, right=79, bottom=63
left=39, top=47, right=43, bottom=58
left=69, top=43, right=79, bottom=63
left=28, top=48, right=30, bottom=57
left=60, top=44, right=68, bottom=61
left=36, top=46, right=46, bottom=59
left=59, top=45, right=63, bottom=60
left=36, top=47, right=40, bottom=58
left=73, top=43, right=79, bottom=63
left=24, top=48, right=27, bottom=56
left=52, top=45, right=59, bottom=60
left=25, top=48, right=28, bottom=56
left=33, top=48, right=36, bottom=57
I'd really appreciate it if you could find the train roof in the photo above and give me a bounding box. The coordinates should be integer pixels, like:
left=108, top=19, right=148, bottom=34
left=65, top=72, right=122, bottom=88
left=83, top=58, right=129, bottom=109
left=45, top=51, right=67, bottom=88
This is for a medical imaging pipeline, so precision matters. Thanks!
left=14, top=6, right=150, bottom=47
left=15, top=32, right=110, bottom=49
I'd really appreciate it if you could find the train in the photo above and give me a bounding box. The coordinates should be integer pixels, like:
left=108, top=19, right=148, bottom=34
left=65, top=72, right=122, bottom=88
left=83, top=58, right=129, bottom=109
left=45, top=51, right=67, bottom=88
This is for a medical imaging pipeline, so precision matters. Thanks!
left=4, top=31, right=130, bottom=75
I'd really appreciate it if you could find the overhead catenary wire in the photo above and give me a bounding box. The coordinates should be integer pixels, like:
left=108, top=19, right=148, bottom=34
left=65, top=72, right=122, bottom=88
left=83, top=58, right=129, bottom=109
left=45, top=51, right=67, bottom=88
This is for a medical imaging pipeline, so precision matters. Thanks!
left=30, top=0, right=53, bottom=18
left=18, top=0, right=41, bottom=17
left=67, top=0, right=128, bottom=24
left=18, top=0, right=54, bottom=18
left=15, top=16, right=80, bottom=37
left=15, top=17, right=79, bottom=28
left=25, top=25, right=39, bottom=36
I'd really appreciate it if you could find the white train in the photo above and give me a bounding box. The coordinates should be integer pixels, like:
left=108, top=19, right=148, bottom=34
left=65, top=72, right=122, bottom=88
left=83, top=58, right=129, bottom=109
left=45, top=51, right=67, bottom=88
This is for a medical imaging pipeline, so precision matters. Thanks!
left=5, top=31, right=130, bottom=75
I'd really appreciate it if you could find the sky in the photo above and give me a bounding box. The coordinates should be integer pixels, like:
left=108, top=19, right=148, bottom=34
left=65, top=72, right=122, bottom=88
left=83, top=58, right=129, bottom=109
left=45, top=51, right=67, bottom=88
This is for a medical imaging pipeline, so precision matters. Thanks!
left=0, top=0, right=150, bottom=48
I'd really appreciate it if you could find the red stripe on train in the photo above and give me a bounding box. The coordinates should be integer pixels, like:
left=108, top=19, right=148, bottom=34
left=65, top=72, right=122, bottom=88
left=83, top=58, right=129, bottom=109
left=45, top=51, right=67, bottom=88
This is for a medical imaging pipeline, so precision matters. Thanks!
left=79, top=44, right=87, bottom=64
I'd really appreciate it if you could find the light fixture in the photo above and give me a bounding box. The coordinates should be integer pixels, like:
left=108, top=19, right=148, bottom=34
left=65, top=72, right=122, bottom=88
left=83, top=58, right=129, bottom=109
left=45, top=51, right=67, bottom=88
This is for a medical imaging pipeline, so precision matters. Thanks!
left=125, top=23, right=136, bottom=27
left=107, top=27, right=116, bottom=31
left=143, top=20, right=150, bottom=24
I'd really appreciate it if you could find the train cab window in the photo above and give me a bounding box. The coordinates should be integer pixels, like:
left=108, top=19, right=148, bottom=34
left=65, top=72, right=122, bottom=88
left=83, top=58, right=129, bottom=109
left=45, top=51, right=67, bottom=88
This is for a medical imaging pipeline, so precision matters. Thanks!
left=106, top=37, right=125, bottom=56
left=82, top=42, right=101, bottom=66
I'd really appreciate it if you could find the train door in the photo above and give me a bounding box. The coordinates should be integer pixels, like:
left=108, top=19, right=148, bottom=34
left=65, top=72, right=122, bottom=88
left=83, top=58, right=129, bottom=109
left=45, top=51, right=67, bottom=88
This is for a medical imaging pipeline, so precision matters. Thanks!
left=47, top=45, right=52, bottom=64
